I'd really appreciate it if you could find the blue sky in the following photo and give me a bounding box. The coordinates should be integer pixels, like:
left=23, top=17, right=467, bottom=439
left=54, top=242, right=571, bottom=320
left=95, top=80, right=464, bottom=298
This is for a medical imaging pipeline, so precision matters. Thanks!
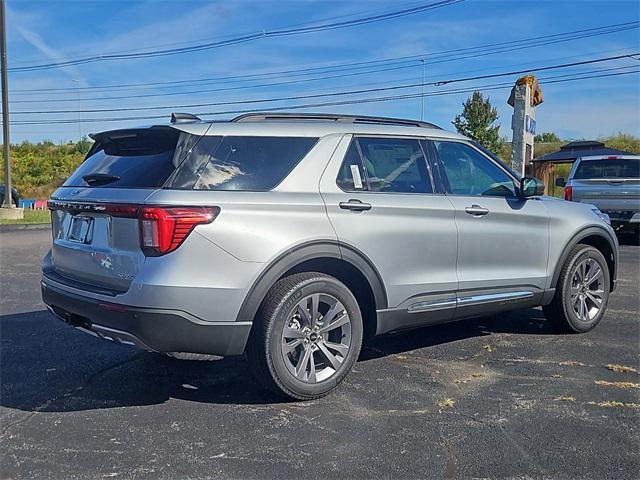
left=5, top=0, right=640, bottom=143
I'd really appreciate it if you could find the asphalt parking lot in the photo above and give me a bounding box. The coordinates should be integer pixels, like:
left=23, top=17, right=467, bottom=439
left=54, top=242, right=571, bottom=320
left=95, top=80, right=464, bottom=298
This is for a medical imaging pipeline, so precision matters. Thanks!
left=1, top=229, right=639, bottom=479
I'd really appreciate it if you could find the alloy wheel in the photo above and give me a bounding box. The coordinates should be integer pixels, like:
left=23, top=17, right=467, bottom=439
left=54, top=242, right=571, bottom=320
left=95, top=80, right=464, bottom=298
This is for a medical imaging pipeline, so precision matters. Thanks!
left=281, top=293, right=352, bottom=383
left=569, top=256, right=605, bottom=322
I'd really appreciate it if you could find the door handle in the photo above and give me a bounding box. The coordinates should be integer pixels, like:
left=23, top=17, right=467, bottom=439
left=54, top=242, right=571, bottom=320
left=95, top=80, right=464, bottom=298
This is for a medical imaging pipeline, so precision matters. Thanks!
left=465, top=204, right=489, bottom=216
left=339, top=199, right=372, bottom=212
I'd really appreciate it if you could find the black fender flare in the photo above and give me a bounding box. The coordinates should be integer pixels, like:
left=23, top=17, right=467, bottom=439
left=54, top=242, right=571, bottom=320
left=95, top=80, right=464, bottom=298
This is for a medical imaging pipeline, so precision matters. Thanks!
left=550, top=226, right=618, bottom=290
left=235, top=240, right=388, bottom=323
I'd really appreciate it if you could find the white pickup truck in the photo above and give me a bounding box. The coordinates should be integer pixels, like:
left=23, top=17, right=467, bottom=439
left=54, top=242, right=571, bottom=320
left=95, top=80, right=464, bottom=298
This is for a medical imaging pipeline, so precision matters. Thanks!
left=556, top=155, right=640, bottom=233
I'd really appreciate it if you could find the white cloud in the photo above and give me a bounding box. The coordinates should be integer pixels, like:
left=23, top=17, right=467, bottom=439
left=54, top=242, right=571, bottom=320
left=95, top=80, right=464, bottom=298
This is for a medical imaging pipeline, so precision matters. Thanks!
left=13, top=24, right=89, bottom=87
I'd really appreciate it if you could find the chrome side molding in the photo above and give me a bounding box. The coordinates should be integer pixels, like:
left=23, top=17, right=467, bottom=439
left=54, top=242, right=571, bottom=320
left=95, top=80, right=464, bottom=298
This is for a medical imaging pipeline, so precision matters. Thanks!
left=408, top=290, right=535, bottom=313
left=457, top=290, right=534, bottom=306
left=408, top=298, right=456, bottom=313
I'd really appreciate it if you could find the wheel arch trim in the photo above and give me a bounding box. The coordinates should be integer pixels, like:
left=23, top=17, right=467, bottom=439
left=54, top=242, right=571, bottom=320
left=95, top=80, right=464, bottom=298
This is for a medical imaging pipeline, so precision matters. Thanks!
left=550, top=226, right=618, bottom=291
left=235, top=240, right=388, bottom=323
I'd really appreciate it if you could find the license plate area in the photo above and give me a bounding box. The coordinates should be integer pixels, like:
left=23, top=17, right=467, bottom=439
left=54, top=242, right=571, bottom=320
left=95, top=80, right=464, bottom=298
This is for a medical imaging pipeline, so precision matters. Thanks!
left=67, top=216, right=94, bottom=244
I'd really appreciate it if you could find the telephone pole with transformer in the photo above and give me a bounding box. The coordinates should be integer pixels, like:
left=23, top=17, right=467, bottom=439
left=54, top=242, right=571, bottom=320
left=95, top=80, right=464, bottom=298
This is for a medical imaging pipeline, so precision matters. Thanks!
left=1, top=0, right=23, bottom=219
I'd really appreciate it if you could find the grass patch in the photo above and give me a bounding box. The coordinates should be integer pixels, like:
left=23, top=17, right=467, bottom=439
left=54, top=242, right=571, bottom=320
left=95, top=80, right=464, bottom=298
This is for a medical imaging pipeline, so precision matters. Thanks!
left=554, top=396, right=576, bottom=402
left=437, top=398, right=455, bottom=410
left=606, top=364, right=638, bottom=374
left=594, top=380, right=640, bottom=389
left=0, top=209, right=51, bottom=225
left=559, top=361, right=586, bottom=367
left=587, top=401, right=640, bottom=409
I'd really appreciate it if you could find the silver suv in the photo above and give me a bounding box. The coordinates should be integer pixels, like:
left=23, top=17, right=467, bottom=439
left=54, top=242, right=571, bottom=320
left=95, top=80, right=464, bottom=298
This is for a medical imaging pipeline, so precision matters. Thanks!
left=42, top=112, right=618, bottom=400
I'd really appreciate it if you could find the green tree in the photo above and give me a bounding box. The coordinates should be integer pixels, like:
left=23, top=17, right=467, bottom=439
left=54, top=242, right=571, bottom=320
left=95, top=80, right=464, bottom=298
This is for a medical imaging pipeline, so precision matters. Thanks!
left=75, top=136, right=93, bottom=154
left=499, top=138, right=512, bottom=164
left=604, top=132, right=640, bottom=154
left=534, top=132, right=561, bottom=143
left=452, top=90, right=502, bottom=155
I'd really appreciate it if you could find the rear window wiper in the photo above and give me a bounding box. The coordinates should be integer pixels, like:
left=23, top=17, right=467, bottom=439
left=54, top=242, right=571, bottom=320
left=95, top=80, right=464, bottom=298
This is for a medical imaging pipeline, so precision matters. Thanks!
left=82, top=173, right=121, bottom=186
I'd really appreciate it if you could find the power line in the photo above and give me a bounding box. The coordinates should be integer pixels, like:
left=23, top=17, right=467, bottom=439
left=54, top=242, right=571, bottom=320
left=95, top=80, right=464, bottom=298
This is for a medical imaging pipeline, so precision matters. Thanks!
left=8, top=1, right=431, bottom=67
left=11, top=47, right=638, bottom=106
left=11, top=43, right=639, bottom=106
left=11, top=53, right=638, bottom=115
left=11, top=20, right=639, bottom=97
left=11, top=69, right=638, bottom=126
left=12, top=63, right=638, bottom=116
left=432, top=52, right=639, bottom=85
left=8, top=0, right=465, bottom=72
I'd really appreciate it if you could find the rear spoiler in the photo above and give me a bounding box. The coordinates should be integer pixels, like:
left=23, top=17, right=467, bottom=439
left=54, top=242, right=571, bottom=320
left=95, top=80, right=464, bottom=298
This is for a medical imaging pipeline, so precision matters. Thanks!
left=85, top=126, right=183, bottom=160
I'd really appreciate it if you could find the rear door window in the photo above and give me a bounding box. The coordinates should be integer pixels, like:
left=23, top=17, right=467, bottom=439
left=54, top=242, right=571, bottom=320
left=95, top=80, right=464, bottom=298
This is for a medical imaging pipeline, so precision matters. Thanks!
left=336, top=137, right=433, bottom=193
left=574, top=159, right=640, bottom=179
left=167, top=136, right=318, bottom=191
left=64, top=128, right=191, bottom=188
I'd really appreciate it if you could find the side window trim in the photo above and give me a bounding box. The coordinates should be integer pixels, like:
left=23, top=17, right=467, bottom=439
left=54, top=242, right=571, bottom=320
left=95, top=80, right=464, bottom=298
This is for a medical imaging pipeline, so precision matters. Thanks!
left=335, top=137, right=368, bottom=192
left=336, top=135, right=437, bottom=195
left=416, top=139, right=437, bottom=194
left=430, top=139, right=519, bottom=197
left=354, top=138, right=372, bottom=189
left=421, top=139, right=447, bottom=194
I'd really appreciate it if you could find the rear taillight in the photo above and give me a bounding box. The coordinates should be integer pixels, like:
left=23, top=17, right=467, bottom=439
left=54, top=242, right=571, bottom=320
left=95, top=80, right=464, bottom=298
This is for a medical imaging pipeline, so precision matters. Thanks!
left=138, top=206, right=219, bottom=257
left=102, top=204, right=139, bottom=218
left=564, top=185, right=573, bottom=201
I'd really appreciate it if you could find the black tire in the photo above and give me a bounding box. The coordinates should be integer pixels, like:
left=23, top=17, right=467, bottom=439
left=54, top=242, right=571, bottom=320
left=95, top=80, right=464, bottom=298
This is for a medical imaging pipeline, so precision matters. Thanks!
left=246, top=272, right=363, bottom=400
left=543, top=244, right=610, bottom=333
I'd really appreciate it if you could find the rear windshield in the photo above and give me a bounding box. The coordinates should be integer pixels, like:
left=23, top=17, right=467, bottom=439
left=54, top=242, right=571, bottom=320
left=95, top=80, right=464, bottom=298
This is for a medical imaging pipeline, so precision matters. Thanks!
left=64, top=128, right=196, bottom=188
left=166, top=135, right=318, bottom=191
left=574, top=158, right=640, bottom=179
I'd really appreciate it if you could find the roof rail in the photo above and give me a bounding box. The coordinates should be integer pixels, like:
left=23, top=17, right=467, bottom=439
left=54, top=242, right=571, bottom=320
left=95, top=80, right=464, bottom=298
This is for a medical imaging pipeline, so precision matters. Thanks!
left=231, top=112, right=441, bottom=129
left=171, top=112, right=202, bottom=124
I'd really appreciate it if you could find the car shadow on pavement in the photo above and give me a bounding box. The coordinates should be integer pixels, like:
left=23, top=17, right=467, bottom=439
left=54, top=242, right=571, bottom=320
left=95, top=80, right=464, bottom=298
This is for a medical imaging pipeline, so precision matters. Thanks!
left=0, top=307, right=553, bottom=413
left=360, top=306, right=553, bottom=360
left=617, top=232, right=640, bottom=246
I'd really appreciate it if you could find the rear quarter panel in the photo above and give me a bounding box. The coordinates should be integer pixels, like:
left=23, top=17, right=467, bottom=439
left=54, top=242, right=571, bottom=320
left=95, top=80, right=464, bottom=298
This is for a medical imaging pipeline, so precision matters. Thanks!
left=144, top=134, right=344, bottom=263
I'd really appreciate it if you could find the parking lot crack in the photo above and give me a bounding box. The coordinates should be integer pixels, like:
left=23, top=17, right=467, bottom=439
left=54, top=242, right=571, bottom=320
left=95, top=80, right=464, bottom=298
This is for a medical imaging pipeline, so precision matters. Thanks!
left=0, top=412, right=38, bottom=439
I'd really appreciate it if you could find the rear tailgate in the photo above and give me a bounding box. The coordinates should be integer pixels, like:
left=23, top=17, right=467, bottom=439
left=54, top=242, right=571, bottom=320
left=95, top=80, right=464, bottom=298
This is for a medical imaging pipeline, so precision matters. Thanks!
left=49, top=190, right=152, bottom=292
left=571, top=178, right=640, bottom=211
left=46, top=126, right=203, bottom=293
left=570, top=157, right=640, bottom=215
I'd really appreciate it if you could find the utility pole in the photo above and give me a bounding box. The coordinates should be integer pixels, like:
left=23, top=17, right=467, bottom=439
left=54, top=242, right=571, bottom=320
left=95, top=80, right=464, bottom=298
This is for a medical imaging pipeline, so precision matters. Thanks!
left=1, top=0, right=13, bottom=209
left=0, top=0, right=21, bottom=218
left=0, top=0, right=22, bottom=218
left=72, top=79, right=81, bottom=141
left=420, top=58, right=426, bottom=121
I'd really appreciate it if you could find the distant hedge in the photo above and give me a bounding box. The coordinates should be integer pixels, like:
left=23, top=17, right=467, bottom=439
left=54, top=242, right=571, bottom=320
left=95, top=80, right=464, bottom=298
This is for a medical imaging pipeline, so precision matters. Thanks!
left=0, top=138, right=91, bottom=199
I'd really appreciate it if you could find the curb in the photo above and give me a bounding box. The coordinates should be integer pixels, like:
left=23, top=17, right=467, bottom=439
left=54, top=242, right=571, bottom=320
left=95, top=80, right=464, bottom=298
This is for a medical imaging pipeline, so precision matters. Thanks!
left=0, top=223, right=51, bottom=232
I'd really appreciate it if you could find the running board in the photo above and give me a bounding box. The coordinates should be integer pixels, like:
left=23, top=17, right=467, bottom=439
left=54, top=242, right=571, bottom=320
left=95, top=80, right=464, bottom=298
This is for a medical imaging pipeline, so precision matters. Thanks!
left=376, top=289, right=544, bottom=335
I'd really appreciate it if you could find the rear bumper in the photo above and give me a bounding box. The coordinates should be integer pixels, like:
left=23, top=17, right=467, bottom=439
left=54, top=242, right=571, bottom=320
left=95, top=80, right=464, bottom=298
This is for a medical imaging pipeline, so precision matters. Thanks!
left=41, top=278, right=252, bottom=356
left=601, top=210, right=640, bottom=225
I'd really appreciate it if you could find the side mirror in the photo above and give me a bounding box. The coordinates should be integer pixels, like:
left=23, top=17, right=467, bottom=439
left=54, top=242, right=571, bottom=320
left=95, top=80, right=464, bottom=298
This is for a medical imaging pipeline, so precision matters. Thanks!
left=555, top=177, right=566, bottom=187
left=520, top=177, right=545, bottom=198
